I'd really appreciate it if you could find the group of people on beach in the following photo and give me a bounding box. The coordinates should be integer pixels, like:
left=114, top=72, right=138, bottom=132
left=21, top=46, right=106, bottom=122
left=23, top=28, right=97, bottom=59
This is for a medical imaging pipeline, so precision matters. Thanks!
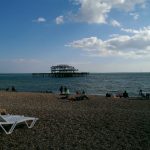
left=139, top=89, right=150, bottom=99
left=59, top=86, right=70, bottom=95
left=106, top=90, right=129, bottom=98
left=59, top=86, right=89, bottom=101
left=74, top=90, right=89, bottom=100
left=106, top=89, right=150, bottom=99
left=0, top=86, right=16, bottom=92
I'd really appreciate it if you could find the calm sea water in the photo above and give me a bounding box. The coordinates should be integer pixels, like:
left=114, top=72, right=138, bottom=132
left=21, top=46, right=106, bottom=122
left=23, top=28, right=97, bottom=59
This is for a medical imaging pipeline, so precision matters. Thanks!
left=0, top=73, right=150, bottom=96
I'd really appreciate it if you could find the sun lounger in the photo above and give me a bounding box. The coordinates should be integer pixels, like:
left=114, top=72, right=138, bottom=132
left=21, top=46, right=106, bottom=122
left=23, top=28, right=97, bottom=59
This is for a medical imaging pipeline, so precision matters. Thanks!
left=0, top=115, right=38, bottom=134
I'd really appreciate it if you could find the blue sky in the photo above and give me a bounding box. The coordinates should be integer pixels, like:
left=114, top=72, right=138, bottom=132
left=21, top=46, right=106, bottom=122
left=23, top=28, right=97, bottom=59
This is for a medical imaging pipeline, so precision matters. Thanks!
left=0, top=0, right=150, bottom=73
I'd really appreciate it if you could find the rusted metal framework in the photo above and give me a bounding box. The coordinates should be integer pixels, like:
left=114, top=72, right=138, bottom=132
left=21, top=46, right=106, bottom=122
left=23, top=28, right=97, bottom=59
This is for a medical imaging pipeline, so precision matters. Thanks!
left=32, top=64, right=89, bottom=78
left=51, top=64, right=78, bottom=73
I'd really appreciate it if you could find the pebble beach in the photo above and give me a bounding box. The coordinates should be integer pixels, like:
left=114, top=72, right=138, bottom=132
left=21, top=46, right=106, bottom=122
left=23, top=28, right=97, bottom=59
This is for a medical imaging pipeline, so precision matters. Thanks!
left=0, top=91, right=150, bottom=150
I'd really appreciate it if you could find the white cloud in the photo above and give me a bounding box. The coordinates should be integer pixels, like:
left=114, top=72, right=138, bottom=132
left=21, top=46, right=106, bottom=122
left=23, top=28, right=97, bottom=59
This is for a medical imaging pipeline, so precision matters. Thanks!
left=55, top=16, right=64, bottom=24
left=121, top=28, right=140, bottom=34
left=66, top=26, right=150, bottom=59
left=110, top=0, right=146, bottom=11
left=69, top=0, right=146, bottom=24
left=72, top=0, right=111, bottom=24
left=110, top=19, right=121, bottom=27
left=33, top=17, right=46, bottom=23
left=109, top=34, right=120, bottom=37
left=130, top=13, right=139, bottom=20
left=121, top=26, right=150, bottom=33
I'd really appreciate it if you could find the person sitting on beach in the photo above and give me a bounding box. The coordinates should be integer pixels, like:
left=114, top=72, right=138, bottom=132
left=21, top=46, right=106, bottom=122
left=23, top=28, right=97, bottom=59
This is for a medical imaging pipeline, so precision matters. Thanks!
left=116, top=92, right=123, bottom=98
left=106, top=93, right=111, bottom=97
left=67, top=90, right=89, bottom=101
left=123, top=90, right=129, bottom=98
left=5, top=87, right=9, bottom=91
left=0, top=108, right=7, bottom=115
left=81, top=90, right=89, bottom=100
left=75, top=90, right=88, bottom=100
left=11, top=86, right=16, bottom=92
left=75, top=91, right=81, bottom=100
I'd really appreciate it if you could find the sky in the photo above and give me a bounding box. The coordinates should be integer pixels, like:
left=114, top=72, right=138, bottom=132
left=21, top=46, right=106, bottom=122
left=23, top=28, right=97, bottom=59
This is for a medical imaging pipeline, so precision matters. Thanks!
left=0, top=0, right=150, bottom=73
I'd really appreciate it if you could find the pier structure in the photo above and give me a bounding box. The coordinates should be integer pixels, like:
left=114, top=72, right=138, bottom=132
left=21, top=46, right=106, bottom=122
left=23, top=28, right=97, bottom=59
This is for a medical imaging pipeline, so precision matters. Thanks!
left=32, top=64, right=89, bottom=78
left=51, top=64, right=77, bottom=73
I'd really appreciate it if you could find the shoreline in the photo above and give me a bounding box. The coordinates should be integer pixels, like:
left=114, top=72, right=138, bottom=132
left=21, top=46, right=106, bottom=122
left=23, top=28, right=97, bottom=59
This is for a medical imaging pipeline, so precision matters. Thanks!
left=0, top=90, right=146, bottom=99
left=0, top=72, right=149, bottom=97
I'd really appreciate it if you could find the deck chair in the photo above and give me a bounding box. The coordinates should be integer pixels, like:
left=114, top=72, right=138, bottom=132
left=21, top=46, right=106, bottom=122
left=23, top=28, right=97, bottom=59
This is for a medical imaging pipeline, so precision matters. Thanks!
left=0, top=115, right=38, bottom=134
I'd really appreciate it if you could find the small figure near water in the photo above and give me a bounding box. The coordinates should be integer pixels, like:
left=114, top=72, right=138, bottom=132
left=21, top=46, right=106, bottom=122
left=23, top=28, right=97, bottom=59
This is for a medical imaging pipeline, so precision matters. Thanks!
left=59, top=86, right=70, bottom=99
left=106, top=93, right=111, bottom=97
left=139, top=89, right=150, bottom=99
left=5, top=88, right=9, bottom=91
left=116, top=92, right=123, bottom=98
left=139, top=89, right=143, bottom=96
left=65, top=88, right=70, bottom=99
left=115, top=91, right=129, bottom=98
left=5, top=86, right=16, bottom=92
left=64, top=86, right=67, bottom=95
left=81, top=90, right=89, bottom=100
left=139, top=89, right=145, bottom=98
left=11, top=86, right=16, bottom=92
left=146, top=93, right=150, bottom=99
left=59, top=89, right=89, bottom=101
left=123, top=90, right=129, bottom=98
left=75, top=90, right=89, bottom=100
left=59, top=86, right=63, bottom=94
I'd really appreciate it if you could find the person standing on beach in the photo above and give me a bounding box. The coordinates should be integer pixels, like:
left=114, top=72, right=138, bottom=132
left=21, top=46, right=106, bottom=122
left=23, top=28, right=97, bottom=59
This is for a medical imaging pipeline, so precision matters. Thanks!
left=139, top=89, right=143, bottom=96
left=59, top=86, right=63, bottom=95
left=64, top=86, right=67, bottom=94
left=66, top=88, right=70, bottom=99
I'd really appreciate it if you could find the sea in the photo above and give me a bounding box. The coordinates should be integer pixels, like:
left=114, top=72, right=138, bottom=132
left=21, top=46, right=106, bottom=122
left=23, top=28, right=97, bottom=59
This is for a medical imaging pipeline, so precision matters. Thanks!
left=0, top=73, right=150, bottom=97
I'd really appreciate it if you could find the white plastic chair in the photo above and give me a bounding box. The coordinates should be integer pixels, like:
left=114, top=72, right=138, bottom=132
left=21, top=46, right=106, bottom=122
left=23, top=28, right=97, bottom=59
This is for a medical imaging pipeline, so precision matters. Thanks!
left=0, top=115, right=38, bottom=134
